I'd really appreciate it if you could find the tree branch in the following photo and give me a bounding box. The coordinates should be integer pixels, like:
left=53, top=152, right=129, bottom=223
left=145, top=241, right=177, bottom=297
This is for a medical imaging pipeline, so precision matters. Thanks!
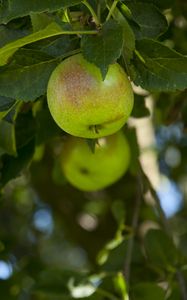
left=123, top=174, right=142, bottom=285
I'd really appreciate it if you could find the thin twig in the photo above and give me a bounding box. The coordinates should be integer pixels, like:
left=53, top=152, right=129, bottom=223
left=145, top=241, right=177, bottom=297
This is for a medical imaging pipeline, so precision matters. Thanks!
left=149, top=184, right=170, bottom=235
left=60, top=30, right=98, bottom=35
left=106, top=0, right=119, bottom=22
left=123, top=174, right=142, bottom=284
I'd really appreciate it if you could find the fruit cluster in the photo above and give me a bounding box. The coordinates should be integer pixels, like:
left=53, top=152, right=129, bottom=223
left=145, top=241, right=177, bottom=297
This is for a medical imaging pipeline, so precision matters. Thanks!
left=47, top=54, right=134, bottom=191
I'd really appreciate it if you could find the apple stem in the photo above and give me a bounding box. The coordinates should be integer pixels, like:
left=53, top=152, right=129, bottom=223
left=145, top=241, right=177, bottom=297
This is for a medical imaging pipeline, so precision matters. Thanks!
left=94, top=125, right=99, bottom=134
left=88, top=125, right=100, bottom=134
left=82, top=0, right=101, bottom=27
left=106, top=0, right=119, bottom=22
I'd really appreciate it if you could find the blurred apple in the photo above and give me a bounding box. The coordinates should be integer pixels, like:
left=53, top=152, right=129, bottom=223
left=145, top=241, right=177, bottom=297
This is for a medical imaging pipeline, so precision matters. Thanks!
left=60, top=131, right=130, bottom=191
left=47, top=54, right=134, bottom=138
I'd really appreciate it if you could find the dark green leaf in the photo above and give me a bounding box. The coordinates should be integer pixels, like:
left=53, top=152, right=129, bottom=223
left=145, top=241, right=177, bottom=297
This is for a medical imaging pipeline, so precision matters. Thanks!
left=86, top=139, right=97, bottom=154
left=12, top=48, right=54, bottom=65
left=123, top=2, right=168, bottom=39
left=0, top=25, right=28, bottom=48
left=0, top=138, right=35, bottom=187
left=145, top=229, right=179, bottom=270
left=131, top=283, right=165, bottom=300
left=0, top=99, right=19, bottom=154
left=41, top=36, right=79, bottom=58
left=125, top=128, right=140, bottom=175
left=30, top=12, right=53, bottom=32
left=52, top=158, right=67, bottom=185
left=35, top=104, right=62, bottom=144
left=132, top=39, right=187, bottom=92
left=15, top=110, right=36, bottom=149
left=0, top=119, right=16, bottom=155
left=0, top=95, right=16, bottom=112
left=112, top=7, right=135, bottom=62
left=111, top=200, right=125, bottom=225
left=0, top=22, right=77, bottom=66
left=137, top=0, right=175, bottom=9
left=81, top=20, right=123, bottom=79
left=0, top=59, right=58, bottom=101
left=0, top=0, right=81, bottom=24
left=131, top=95, right=150, bottom=118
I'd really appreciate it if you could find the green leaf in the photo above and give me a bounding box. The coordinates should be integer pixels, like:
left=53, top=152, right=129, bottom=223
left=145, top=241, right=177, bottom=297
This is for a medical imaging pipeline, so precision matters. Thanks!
left=0, top=59, right=58, bottom=101
left=15, top=110, right=36, bottom=149
left=11, top=48, right=54, bottom=65
left=131, top=283, right=165, bottom=300
left=0, top=95, right=16, bottom=119
left=40, top=36, right=79, bottom=58
left=86, top=139, right=97, bottom=154
left=123, top=2, right=168, bottom=39
left=0, top=95, right=16, bottom=112
left=0, top=119, right=16, bottom=155
left=0, top=25, right=28, bottom=48
left=132, top=39, right=187, bottom=92
left=81, top=20, right=124, bottom=79
left=0, top=138, right=35, bottom=187
left=114, top=273, right=128, bottom=300
left=30, top=12, right=53, bottom=32
left=0, top=100, right=19, bottom=155
left=112, top=7, right=135, bottom=62
left=0, top=22, right=76, bottom=66
left=111, top=200, right=125, bottom=225
left=0, top=0, right=81, bottom=24
left=137, top=0, right=175, bottom=9
left=131, top=95, right=150, bottom=118
left=144, top=229, right=179, bottom=271
left=35, top=104, right=62, bottom=144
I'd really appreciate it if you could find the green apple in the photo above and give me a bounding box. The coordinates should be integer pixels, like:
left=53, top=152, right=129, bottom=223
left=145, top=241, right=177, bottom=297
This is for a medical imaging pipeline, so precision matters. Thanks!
left=47, top=54, right=134, bottom=138
left=60, top=131, right=130, bottom=191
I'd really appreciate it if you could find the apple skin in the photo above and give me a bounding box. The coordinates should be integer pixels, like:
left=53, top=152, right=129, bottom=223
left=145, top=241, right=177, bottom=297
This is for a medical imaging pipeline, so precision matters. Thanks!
left=47, top=54, right=134, bottom=138
left=60, top=131, right=130, bottom=191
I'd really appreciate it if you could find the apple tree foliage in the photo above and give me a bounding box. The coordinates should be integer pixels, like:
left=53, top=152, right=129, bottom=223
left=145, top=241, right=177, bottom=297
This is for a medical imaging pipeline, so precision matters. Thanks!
left=0, top=0, right=187, bottom=299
